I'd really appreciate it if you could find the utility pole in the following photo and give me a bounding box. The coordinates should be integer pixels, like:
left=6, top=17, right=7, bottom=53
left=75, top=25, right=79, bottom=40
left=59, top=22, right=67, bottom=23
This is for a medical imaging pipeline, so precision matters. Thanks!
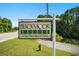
left=45, top=3, right=49, bottom=18
left=46, top=3, right=48, bottom=16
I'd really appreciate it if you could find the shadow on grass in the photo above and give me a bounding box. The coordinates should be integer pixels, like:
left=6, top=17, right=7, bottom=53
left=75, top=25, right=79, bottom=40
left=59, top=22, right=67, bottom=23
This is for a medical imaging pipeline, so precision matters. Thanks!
left=61, top=38, right=79, bottom=45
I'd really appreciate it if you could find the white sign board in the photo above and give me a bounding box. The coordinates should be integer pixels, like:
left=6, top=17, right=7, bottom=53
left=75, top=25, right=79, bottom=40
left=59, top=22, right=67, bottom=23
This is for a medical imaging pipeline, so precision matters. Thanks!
left=18, top=22, right=51, bottom=38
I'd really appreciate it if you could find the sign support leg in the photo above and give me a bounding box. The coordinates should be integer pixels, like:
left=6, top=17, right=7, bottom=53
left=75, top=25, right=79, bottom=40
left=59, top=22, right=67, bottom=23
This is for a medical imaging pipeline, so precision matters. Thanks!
left=52, top=14, right=56, bottom=56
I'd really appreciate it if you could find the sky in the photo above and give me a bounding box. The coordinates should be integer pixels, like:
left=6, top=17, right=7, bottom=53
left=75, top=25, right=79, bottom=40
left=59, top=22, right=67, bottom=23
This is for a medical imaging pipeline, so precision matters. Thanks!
left=0, top=3, right=79, bottom=27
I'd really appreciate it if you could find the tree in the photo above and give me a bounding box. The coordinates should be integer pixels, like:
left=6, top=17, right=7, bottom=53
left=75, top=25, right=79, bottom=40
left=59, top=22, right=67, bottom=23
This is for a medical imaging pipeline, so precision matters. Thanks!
left=13, top=27, right=18, bottom=31
left=56, top=15, right=60, bottom=18
left=37, top=14, right=52, bottom=22
left=56, top=7, right=79, bottom=40
left=37, top=15, right=45, bottom=18
left=0, top=18, right=3, bottom=32
left=37, top=14, right=52, bottom=18
left=0, top=17, right=12, bottom=33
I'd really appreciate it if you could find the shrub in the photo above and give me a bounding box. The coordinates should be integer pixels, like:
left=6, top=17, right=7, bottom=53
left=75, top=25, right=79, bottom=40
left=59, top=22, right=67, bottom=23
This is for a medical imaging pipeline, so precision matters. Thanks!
left=56, top=33, right=63, bottom=42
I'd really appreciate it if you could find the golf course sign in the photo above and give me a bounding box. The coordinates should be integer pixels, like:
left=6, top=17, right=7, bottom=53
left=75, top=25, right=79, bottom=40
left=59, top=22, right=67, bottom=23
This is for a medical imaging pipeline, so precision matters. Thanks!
left=18, top=22, right=51, bottom=38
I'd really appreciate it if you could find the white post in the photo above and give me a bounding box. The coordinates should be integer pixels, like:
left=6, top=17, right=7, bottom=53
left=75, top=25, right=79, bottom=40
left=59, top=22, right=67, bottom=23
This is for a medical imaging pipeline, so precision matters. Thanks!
left=52, top=14, right=56, bottom=56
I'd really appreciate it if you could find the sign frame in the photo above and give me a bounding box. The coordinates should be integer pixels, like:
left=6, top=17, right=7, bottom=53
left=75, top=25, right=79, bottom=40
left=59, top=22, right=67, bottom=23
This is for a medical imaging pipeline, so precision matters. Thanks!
left=18, top=21, right=52, bottom=39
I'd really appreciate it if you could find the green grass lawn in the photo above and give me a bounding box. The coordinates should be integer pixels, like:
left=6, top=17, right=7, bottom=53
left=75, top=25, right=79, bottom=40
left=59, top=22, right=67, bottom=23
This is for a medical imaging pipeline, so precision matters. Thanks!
left=0, top=38, right=75, bottom=56
left=56, top=49, right=76, bottom=56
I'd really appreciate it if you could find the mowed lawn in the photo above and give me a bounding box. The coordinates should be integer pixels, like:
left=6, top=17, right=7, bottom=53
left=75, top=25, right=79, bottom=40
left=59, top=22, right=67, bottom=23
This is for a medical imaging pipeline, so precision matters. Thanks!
left=0, top=38, right=75, bottom=56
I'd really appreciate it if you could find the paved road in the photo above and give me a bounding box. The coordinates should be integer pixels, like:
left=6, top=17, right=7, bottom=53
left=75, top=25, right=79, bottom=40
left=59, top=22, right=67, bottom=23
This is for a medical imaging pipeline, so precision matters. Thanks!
left=37, top=39, right=79, bottom=55
left=0, top=31, right=18, bottom=42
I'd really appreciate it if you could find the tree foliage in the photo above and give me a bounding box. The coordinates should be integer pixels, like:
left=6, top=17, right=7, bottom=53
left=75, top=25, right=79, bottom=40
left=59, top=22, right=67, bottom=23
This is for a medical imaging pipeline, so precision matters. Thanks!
left=37, top=14, right=52, bottom=18
left=0, top=17, right=12, bottom=32
left=37, top=14, right=52, bottom=22
left=56, top=7, right=79, bottom=40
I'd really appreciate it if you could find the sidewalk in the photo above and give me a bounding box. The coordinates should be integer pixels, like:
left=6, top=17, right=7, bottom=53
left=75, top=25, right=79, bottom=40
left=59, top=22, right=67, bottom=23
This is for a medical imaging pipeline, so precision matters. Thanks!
left=37, top=39, right=79, bottom=55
